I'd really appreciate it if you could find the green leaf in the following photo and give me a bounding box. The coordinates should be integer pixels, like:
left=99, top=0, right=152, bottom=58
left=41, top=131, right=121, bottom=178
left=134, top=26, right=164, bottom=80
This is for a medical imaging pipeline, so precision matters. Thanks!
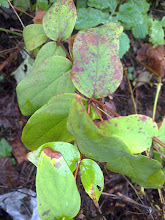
left=36, top=148, right=81, bottom=219
left=149, top=20, right=165, bottom=46
left=160, top=16, right=165, bottom=27
left=67, top=96, right=165, bottom=188
left=119, top=32, right=130, bottom=58
left=67, top=96, right=131, bottom=162
left=23, top=24, right=47, bottom=51
left=71, top=23, right=123, bottom=98
left=0, top=0, right=9, bottom=8
left=22, top=93, right=76, bottom=150
left=13, top=0, right=30, bottom=11
left=22, top=93, right=97, bottom=150
left=80, top=159, right=104, bottom=202
left=116, top=2, right=143, bottom=25
left=76, top=0, right=87, bottom=8
left=43, top=0, right=77, bottom=41
left=127, top=0, right=150, bottom=13
left=106, top=154, right=165, bottom=189
left=75, top=8, right=109, bottom=30
left=0, top=138, right=12, bottom=157
left=37, top=0, right=57, bottom=11
left=34, top=42, right=66, bottom=67
left=99, top=115, right=158, bottom=154
left=87, top=0, right=117, bottom=10
left=16, top=56, right=75, bottom=116
left=132, top=22, right=149, bottom=39
left=27, top=142, right=80, bottom=172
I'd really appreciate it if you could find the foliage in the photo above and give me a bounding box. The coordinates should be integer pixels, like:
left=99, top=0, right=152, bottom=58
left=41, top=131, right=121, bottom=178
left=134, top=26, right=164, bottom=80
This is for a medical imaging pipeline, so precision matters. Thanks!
left=0, top=138, right=12, bottom=157
left=16, top=0, right=165, bottom=219
left=75, top=0, right=165, bottom=55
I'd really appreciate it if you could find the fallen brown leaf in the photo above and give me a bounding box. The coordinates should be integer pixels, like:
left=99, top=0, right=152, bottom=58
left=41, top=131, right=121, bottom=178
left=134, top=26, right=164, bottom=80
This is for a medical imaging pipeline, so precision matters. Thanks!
left=33, top=8, right=46, bottom=24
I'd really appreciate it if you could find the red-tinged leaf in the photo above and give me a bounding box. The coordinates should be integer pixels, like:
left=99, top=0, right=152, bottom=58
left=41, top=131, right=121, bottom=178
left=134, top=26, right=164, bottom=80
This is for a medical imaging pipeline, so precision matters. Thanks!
left=71, top=22, right=123, bottom=98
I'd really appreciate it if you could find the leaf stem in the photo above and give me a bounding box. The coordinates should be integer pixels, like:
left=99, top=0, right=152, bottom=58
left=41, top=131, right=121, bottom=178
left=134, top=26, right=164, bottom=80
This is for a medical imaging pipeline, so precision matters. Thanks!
left=152, top=137, right=165, bottom=149
left=90, top=98, right=120, bottom=117
left=57, top=40, right=73, bottom=63
left=0, top=28, right=23, bottom=37
left=74, top=153, right=82, bottom=179
left=152, top=77, right=162, bottom=120
left=91, top=103, right=104, bottom=122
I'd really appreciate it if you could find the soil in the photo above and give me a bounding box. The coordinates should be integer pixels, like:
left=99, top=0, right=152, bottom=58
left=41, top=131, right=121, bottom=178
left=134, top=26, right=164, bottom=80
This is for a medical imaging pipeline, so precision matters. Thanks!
left=0, top=2, right=165, bottom=220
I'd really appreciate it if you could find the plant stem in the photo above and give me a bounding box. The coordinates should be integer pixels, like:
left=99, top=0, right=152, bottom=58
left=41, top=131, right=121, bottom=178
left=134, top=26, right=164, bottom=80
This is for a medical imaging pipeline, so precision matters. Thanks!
left=74, top=153, right=82, bottom=179
left=152, top=137, right=165, bottom=149
left=152, top=77, right=162, bottom=120
left=91, top=103, right=104, bottom=122
left=13, top=5, right=34, bottom=18
left=57, top=40, right=73, bottom=63
left=90, top=98, right=120, bottom=117
left=0, top=28, right=23, bottom=37
left=124, top=67, right=137, bottom=114
left=7, top=0, right=25, bottom=28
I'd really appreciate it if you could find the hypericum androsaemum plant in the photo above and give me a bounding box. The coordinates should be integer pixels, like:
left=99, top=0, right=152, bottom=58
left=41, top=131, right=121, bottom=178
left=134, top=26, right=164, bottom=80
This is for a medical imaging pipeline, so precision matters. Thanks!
left=16, top=0, right=165, bottom=219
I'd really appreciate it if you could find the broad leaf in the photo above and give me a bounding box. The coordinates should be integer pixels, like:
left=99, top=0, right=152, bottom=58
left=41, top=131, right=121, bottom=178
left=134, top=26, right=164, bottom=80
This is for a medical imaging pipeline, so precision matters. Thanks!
left=71, top=23, right=123, bottom=98
left=149, top=20, right=165, bottom=46
left=87, top=0, right=117, bottom=11
left=67, top=96, right=132, bottom=162
left=43, top=0, right=77, bottom=41
left=119, top=32, right=130, bottom=58
left=75, top=8, right=109, bottom=30
left=132, top=23, right=148, bottom=39
left=76, top=0, right=87, bottom=8
left=22, top=93, right=98, bottom=150
left=16, top=56, right=75, bottom=116
left=0, top=138, right=12, bottom=157
left=99, top=115, right=158, bottom=154
left=27, top=142, right=80, bottom=172
left=34, top=41, right=66, bottom=67
left=106, top=154, right=165, bottom=189
left=22, top=93, right=76, bottom=150
left=67, top=96, right=165, bottom=188
left=23, top=24, right=47, bottom=51
left=36, top=148, right=81, bottom=219
left=0, top=0, right=9, bottom=8
left=80, top=159, right=104, bottom=202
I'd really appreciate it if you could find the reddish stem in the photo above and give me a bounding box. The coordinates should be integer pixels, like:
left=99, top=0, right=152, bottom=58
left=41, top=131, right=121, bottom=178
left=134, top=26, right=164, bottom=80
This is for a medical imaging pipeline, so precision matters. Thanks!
left=153, top=137, right=165, bottom=149
left=74, top=153, right=82, bottom=179
left=57, top=40, right=73, bottom=63
left=91, top=102, right=104, bottom=122
left=88, top=103, right=91, bottom=116
left=90, top=98, right=120, bottom=117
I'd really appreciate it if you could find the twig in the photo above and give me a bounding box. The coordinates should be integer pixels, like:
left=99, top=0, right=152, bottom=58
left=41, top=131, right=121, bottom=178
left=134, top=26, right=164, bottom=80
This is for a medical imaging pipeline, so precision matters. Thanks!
left=91, top=102, right=104, bottom=122
left=13, top=5, right=34, bottom=18
left=124, top=67, right=137, bottom=114
left=101, top=192, right=152, bottom=210
left=128, top=52, right=159, bottom=77
left=152, top=137, right=165, bottom=149
left=0, top=43, right=24, bottom=72
left=90, top=98, right=120, bottom=117
left=97, top=106, right=112, bottom=119
left=7, top=0, right=25, bottom=28
left=0, top=27, right=23, bottom=37
left=74, top=153, right=82, bottom=179
left=88, top=103, right=91, bottom=116
left=57, top=40, right=73, bottom=63
left=153, top=145, right=165, bottom=159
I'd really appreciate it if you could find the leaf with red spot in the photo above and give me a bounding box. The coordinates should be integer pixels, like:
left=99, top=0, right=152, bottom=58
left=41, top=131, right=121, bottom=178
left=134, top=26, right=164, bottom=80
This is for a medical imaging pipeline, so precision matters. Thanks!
left=43, top=0, right=77, bottom=41
left=36, top=147, right=81, bottom=220
left=99, top=115, right=158, bottom=154
left=71, top=22, right=123, bottom=98
left=80, top=159, right=104, bottom=202
left=27, top=141, right=80, bottom=172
